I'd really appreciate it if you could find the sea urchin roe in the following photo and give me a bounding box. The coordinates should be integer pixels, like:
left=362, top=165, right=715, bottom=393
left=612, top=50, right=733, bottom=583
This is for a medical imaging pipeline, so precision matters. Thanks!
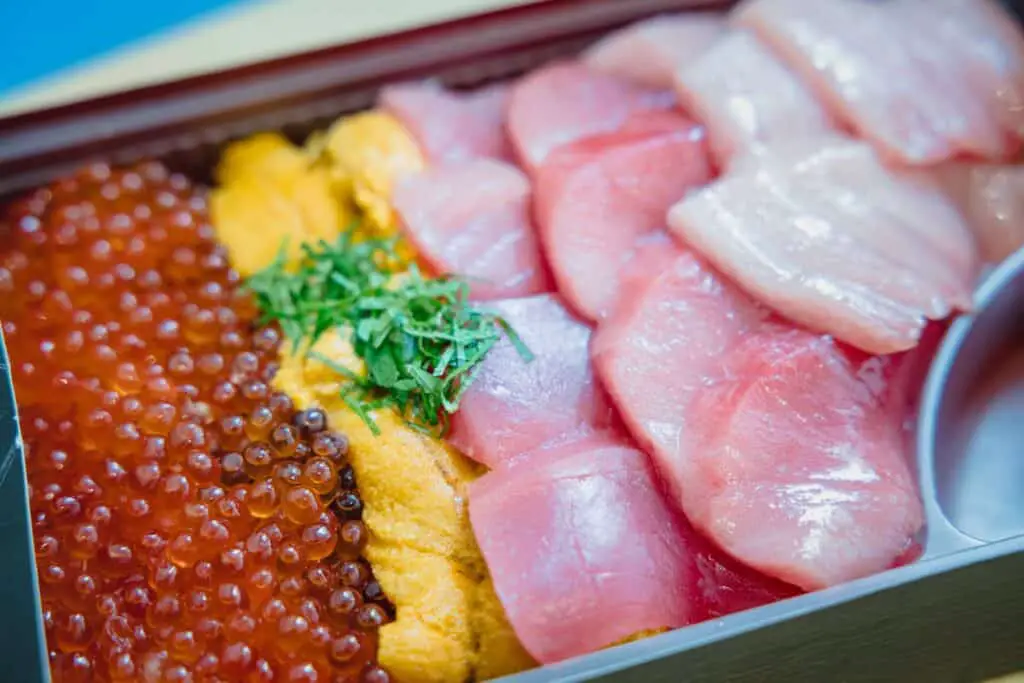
left=320, top=111, right=425, bottom=236
left=275, top=334, right=536, bottom=683
left=1, top=162, right=391, bottom=683
left=209, top=133, right=353, bottom=279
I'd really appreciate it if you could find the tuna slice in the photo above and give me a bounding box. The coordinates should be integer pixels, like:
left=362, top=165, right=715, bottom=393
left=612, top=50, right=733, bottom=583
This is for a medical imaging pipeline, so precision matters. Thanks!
left=592, top=251, right=923, bottom=589
left=469, top=438, right=693, bottom=664
left=391, top=159, right=553, bottom=300
left=506, top=61, right=676, bottom=172
left=611, top=231, right=685, bottom=316
left=683, top=516, right=802, bottom=620
left=449, top=294, right=615, bottom=468
left=534, top=110, right=712, bottom=321
left=591, top=249, right=769, bottom=504
left=938, top=162, right=1024, bottom=265
left=379, top=80, right=514, bottom=163
left=684, top=329, right=924, bottom=590
left=673, top=30, right=833, bottom=166
left=583, top=12, right=726, bottom=89
left=735, top=0, right=1024, bottom=165
left=667, top=136, right=978, bottom=354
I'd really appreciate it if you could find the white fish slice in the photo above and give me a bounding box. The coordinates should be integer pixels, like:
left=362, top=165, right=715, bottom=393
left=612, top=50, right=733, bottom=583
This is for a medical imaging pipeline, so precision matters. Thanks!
left=668, top=136, right=979, bottom=354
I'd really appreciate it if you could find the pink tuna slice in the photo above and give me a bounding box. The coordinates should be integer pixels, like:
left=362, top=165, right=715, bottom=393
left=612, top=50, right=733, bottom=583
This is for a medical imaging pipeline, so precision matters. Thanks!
left=843, top=319, right=948, bottom=426
left=667, top=136, right=978, bottom=354
left=379, top=80, right=514, bottom=163
left=480, top=433, right=801, bottom=630
left=682, top=514, right=802, bottom=620
left=683, top=329, right=924, bottom=590
left=937, top=162, right=1024, bottom=265
left=610, top=230, right=685, bottom=316
left=591, top=248, right=769, bottom=504
left=592, top=250, right=923, bottom=589
left=673, top=29, right=834, bottom=167
left=534, top=109, right=712, bottom=321
left=506, top=61, right=676, bottom=172
left=391, top=159, right=553, bottom=300
left=735, top=0, right=1022, bottom=165
left=449, top=294, right=616, bottom=468
left=583, top=12, right=726, bottom=89
left=469, top=438, right=694, bottom=664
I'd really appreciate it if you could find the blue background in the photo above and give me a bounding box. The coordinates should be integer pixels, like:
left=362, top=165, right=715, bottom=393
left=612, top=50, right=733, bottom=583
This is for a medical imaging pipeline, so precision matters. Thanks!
left=0, top=0, right=241, bottom=97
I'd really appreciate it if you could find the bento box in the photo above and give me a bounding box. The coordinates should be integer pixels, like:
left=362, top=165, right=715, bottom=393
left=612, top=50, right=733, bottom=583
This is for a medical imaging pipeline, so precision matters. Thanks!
left=3, top=0, right=1024, bottom=681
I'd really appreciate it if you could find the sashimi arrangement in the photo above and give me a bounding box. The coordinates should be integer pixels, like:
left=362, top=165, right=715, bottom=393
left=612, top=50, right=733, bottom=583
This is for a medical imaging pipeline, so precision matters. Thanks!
left=7, top=1, right=1024, bottom=682
left=376, top=0, right=1024, bottom=668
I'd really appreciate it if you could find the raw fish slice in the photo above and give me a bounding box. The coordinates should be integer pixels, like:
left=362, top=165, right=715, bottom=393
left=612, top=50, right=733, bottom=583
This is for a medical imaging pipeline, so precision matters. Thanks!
left=506, top=61, right=676, bottom=172
left=684, top=329, right=924, bottom=590
left=449, top=294, right=615, bottom=468
left=735, top=0, right=1010, bottom=164
left=469, top=440, right=694, bottom=664
left=668, top=138, right=978, bottom=354
left=766, top=143, right=976, bottom=282
left=836, top=321, right=946, bottom=502
left=607, top=231, right=685, bottom=319
left=534, top=110, right=712, bottom=321
left=938, top=162, right=1024, bottom=264
left=870, top=320, right=948, bottom=431
left=591, top=249, right=769, bottom=502
left=884, top=1, right=1008, bottom=160
left=583, top=13, right=726, bottom=88
left=492, top=423, right=802, bottom=619
left=593, top=247, right=923, bottom=589
left=673, top=30, right=833, bottom=166
left=683, top=517, right=802, bottom=620
left=671, top=189, right=930, bottom=356
left=727, top=144, right=976, bottom=307
left=494, top=430, right=626, bottom=472
left=910, top=0, right=1024, bottom=144
left=392, top=159, right=553, bottom=300
left=380, top=81, right=514, bottom=163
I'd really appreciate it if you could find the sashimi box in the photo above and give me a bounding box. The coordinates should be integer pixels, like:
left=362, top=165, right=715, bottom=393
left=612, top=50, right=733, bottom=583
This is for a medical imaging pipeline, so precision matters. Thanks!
left=2, top=0, right=1024, bottom=681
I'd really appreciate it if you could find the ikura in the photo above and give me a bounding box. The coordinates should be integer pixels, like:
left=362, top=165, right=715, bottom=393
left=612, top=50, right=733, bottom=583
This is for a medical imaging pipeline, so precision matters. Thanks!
left=2, top=162, right=392, bottom=682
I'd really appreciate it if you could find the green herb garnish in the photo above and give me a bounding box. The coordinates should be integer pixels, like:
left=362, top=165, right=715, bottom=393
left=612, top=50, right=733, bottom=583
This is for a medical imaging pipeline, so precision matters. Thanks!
left=245, top=232, right=533, bottom=436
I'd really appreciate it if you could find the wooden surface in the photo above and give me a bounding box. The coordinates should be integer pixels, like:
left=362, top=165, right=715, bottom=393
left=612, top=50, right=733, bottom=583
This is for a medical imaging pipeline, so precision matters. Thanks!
left=0, top=0, right=536, bottom=117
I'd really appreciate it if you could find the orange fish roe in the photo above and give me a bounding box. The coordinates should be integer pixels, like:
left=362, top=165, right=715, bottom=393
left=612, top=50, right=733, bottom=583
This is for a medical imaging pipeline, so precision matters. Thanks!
left=0, top=162, right=392, bottom=683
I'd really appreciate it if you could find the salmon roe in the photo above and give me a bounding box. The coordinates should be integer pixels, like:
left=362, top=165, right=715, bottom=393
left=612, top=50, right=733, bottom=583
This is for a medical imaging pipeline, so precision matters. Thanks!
left=0, top=162, right=392, bottom=683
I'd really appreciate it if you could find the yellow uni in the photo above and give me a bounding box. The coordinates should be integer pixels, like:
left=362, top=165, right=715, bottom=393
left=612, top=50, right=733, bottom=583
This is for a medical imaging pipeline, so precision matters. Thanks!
left=210, top=132, right=354, bottom=277
left=274, top=333, right=535, bottom=682
left=319, top=111, right=425, bottom=239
